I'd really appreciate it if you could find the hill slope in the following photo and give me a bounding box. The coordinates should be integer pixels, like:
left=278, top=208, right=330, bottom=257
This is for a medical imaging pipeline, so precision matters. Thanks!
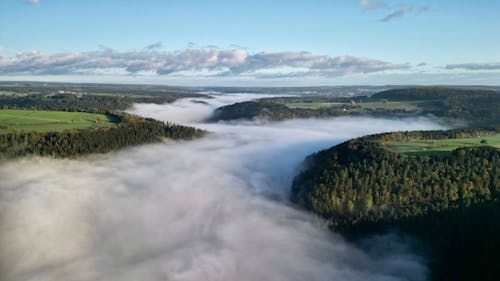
left=210, top=87, right=500, bottom=127
left=0, top=112, right=205, bottom=159
left=291, top=128, right=500, bottom=280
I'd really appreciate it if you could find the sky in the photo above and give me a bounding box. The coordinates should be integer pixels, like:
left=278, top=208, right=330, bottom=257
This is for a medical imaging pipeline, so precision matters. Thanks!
left=0, top=0, right=499, bottom=86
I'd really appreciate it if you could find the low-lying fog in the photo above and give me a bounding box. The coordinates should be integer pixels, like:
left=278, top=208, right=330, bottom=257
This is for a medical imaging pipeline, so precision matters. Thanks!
left=0, top=94, right=447, bottom=281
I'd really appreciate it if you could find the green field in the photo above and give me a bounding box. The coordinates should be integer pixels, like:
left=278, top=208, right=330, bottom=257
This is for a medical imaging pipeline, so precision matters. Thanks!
left=386, top=133, right=500, bottom=156
left=285, top=102, right=344, bottom=109
left=359, top=101, right=422, bottom=110
left=285, top=100, right=427, bottom=110
left=0, top=110, right=118, bottom=133
left=0, top=91, right=28, bottom=96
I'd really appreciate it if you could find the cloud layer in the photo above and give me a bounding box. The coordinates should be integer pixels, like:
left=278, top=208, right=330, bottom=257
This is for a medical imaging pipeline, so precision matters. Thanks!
left=0, top=47, right=409, bottom=78
left=445, top=62, right=500, bottom=71
left=0, top=93, right=448, bottom=281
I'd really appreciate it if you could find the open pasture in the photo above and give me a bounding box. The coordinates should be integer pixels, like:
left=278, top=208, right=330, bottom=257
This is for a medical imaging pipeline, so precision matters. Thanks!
left=0, top=110, right=117, bottom=133
left=386, top=133, right=500, bottom=156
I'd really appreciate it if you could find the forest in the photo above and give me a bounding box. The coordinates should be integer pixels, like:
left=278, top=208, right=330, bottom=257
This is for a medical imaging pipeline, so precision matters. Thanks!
left=0, top=112, right=205, bottom=159
left=210, top=87, right=500, bottom=127
left=0, top=82, right=210, bottom=158
left=371, top=87, right=500, bottom=126
left=291, top=127, right=500, bottom=280
left=208, top=100, right=372, bottom=122
left=0, top=93, right=180, bottom=112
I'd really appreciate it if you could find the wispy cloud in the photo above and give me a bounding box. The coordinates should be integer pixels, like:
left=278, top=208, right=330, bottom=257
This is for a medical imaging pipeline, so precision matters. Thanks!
left=0, top=45, right=410, bottom=78
left=359, top=0, right=388, bottom=10
left=359, top=1, right=429, bottom=22
left=24, top=0, right=39, bottom=6
left=445, top=62, right=500, bottom=71
left=380, top=5, right=413, bottom=22
left=144, top=41, right=163, bottom=50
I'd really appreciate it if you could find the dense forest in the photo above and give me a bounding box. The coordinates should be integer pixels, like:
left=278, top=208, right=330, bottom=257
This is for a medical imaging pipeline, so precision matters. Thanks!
left=210, top=87, right=500, bottom=127
left=209, top=100, right=362, bottom=122
left=0, top=93, right=180, bottom=112
left=0, top=94, right=132, bottom=112
left=0, top=112, right=205, bottom=158
left=371, top=87, right=500, bottom=126
left=291, top=128, right=500, bottom=280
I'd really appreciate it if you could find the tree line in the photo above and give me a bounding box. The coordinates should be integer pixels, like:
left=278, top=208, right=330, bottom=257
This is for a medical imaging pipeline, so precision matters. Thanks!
left=364, top=127, right=500, bottom=143
left=0, top=93, right=180, bottom=112
left=0, top=112, right=205, bottom=158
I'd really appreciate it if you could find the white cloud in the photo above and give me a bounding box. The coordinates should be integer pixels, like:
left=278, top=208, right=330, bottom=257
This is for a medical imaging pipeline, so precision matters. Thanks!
left=0, top=46, right=409, bottom=78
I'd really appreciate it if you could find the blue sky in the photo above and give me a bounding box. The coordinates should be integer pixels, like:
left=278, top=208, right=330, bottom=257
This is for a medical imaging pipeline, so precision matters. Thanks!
left=1, top=0, right=499, bottom=85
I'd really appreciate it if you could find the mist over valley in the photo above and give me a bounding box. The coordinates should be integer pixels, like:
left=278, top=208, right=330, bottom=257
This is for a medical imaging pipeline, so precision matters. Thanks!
left=0, top=93, right=447, bottom=281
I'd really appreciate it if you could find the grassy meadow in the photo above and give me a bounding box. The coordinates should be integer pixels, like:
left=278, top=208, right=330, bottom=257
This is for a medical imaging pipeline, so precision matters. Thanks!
left=0, top=110, right=118, bottom=133
left=285, top=100, right=427, bottom=111
left=385, top=133, right=500, bottom=156
left=285, top=102, right=344, bottom=109
left=358, top=100, right=421, bottom=110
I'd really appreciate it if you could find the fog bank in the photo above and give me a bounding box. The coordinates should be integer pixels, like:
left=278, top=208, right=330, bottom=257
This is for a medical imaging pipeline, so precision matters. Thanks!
left=0, top=94, right=446, bottom=281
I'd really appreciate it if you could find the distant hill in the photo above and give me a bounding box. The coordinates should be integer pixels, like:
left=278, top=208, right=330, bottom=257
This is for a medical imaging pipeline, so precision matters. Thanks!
left=371, top=87, right=500, bottom=126
left=209, top=87, right=500, bottom=127
left=0, top=82, right=208, bottom=112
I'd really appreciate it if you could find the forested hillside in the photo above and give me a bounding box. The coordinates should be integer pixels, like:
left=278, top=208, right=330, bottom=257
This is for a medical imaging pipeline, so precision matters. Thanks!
left=209, top=100, right=363, bottom=122
left=292, top=129, right=499, bottom=227
left=291, top=128, right=500, bottom=280
left=0, top=112, right=205, bottom=158
left=210, top=87, right=500, bottom=127
left=371, top=87, right=500, bottom=126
